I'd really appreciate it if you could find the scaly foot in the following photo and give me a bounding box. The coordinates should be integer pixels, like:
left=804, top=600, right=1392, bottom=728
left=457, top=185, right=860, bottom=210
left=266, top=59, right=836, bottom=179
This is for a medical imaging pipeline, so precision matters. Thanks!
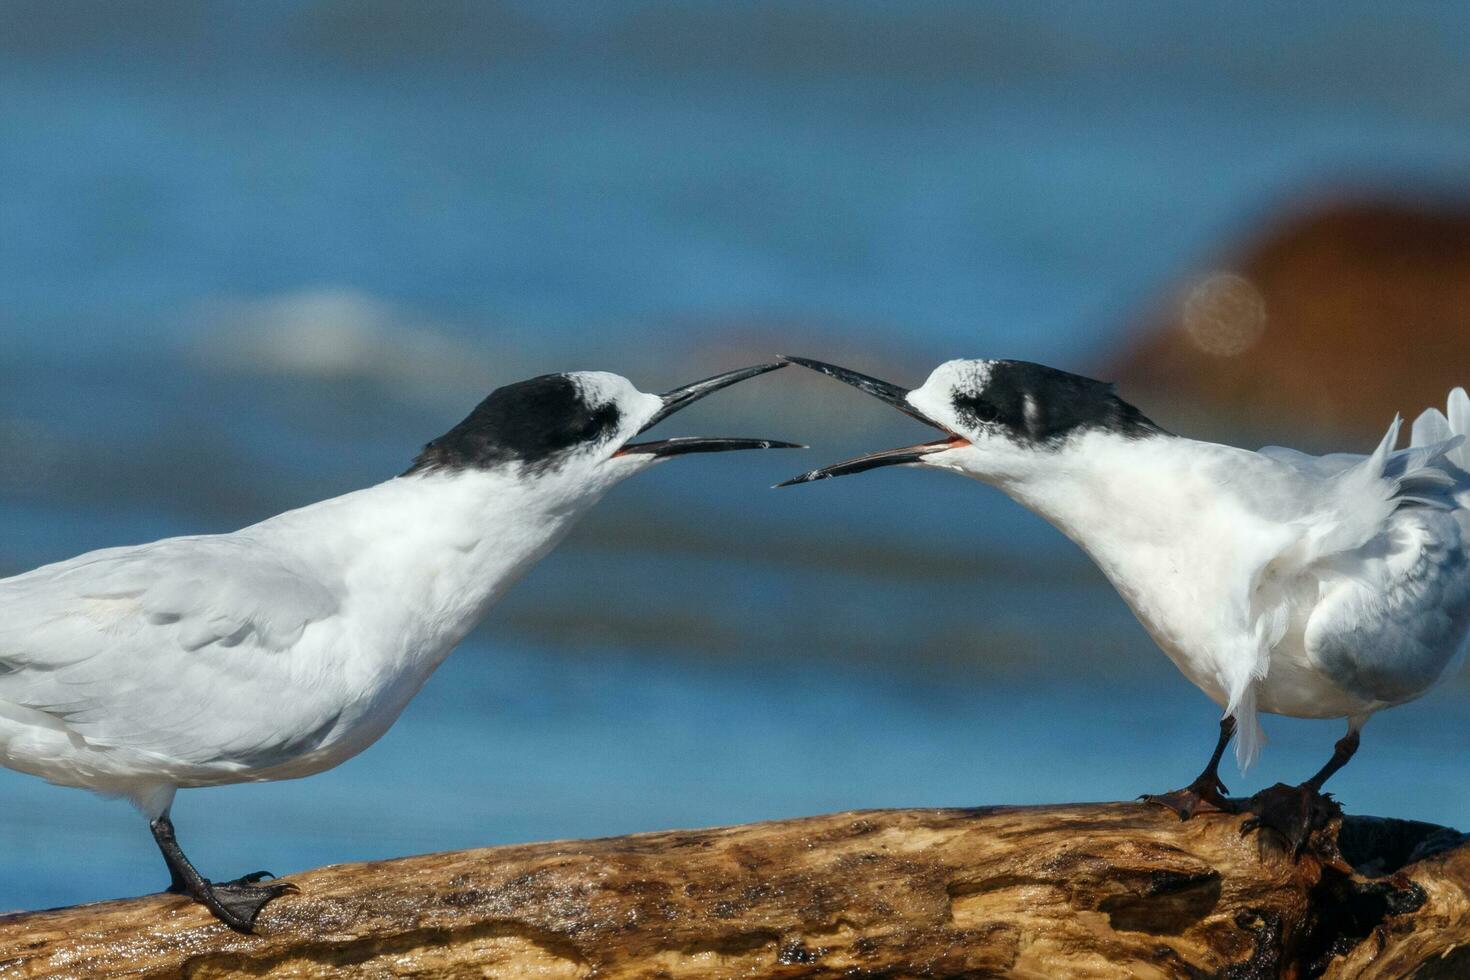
left=1241, top=782, right=1342, bottom=858
left=1142, top=772, right=1240, bottom=820
left=178, top=871, right=297, bottom=933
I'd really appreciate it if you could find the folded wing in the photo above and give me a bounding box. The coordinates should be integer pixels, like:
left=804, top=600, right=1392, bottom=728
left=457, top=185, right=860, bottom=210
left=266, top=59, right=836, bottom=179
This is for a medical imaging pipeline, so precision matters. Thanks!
left=0, top=534, right=342, bottom=781
left=1249, top=393, right=1470, bottom=752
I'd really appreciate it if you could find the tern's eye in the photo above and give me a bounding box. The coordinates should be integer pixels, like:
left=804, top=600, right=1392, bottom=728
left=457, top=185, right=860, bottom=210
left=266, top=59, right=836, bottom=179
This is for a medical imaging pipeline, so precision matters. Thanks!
left=579, top=403, right=621, bottom=441
left=953, top=393, right=999, bottom=424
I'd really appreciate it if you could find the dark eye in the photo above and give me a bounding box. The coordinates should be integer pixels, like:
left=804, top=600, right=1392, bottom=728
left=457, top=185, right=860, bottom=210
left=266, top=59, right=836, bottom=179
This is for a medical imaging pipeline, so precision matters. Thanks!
left=954, top=393, right=999, bottom=423
left=581, top=404, right=621, bottom=440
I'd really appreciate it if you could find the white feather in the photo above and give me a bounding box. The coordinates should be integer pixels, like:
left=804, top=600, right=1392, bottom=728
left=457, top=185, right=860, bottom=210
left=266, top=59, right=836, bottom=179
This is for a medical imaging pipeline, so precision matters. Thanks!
left=947, top=390, right=1470, bottom=772
left=0, top=387, right=665, bottom=817
left=1448, top=388, right=1470, bottom=470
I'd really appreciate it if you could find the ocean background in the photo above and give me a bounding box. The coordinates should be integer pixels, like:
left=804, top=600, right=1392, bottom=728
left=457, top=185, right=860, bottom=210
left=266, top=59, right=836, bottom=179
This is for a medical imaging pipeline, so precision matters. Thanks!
left=3, top=1, right=1470, bottom=911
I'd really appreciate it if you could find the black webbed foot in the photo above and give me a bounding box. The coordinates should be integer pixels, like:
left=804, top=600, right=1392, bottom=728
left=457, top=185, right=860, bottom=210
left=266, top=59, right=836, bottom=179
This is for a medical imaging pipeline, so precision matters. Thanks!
left=1142, top=772, right=1241, bottom=820
left=150, top=813, right=297, bottom=933
left=1241, top=782, right=1342, bottom=858
left=189, top=872, right=297, bottom=933
left=1143, top=716, right=1239, bottom=820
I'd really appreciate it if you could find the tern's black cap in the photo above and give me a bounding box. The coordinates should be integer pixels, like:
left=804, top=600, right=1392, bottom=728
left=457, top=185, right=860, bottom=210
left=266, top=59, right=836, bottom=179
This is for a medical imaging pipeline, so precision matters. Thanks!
left=405, top=374, right=621, bottom=475
left=951, top=360, right=1164, bottom=445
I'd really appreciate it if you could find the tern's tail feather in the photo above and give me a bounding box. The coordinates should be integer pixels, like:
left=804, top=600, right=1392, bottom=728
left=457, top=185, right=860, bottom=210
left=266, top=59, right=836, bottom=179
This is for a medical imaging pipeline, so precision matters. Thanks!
left=1446, top=387, right=1470, bottom=472
left=1270, top=409, right=1464, bottom=587
left=1411, top=387, right=1470, bottom=501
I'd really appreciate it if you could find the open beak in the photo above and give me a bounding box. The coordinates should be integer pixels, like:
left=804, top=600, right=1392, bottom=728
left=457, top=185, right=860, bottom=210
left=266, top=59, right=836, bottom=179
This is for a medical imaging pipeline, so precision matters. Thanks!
left=617, top=362, right=804, bottom=458
left=774, top=355, right=965, bottom=486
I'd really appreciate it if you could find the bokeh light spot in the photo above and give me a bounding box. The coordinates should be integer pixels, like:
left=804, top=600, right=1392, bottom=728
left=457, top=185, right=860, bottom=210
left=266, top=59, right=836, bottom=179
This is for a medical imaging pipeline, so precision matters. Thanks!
left=1182, top=272, right=1267, bottom=357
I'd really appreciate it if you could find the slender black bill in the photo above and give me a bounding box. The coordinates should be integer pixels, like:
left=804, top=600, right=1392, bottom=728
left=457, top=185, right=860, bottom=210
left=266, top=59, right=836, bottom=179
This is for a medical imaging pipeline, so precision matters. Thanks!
left=776, top=355, right=966, bottom=487
left=774, top=437, right=961, bottom=486
left=618, top=362, right=798, bottom=457
left=638, top=362, right=787, bottom=433
left=624, top=436, right=804, bottom=458
left=779, top=355, right=943, bottom=429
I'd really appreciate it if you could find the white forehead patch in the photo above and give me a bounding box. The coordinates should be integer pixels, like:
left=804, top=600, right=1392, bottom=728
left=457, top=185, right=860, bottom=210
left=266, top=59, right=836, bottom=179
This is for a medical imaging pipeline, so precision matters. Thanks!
left=567, top=371, right=661, bottom=429
left=929, top=359, right=994, bottom=393
left=907, top=358, right=994, bottom=419
left=567, top=373, right=632, bottom=405
left=567, top=371, right=638, bottom=406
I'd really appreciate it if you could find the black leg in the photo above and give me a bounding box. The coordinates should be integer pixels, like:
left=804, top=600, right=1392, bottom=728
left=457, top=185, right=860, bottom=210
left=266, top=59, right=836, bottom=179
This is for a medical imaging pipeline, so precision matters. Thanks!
left=1142, top=716, right=1241, bottom=819
left=1304, top=730, right=1360, bottom=793
left=164, top=855, right=190, bottom=896
left=1242, top=729, right=1361, bottom=857
left=149, top=813, right=295, bottom=933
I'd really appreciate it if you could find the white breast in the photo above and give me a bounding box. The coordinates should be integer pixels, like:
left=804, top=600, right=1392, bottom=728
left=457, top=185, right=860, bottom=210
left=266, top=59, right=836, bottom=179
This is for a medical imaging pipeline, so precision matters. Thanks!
left=0, top=467, right=610, bottom=796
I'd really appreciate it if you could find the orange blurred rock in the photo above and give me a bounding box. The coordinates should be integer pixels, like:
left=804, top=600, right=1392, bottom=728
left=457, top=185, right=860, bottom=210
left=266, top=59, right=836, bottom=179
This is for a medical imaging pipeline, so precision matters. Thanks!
left=1110, top=199, right=1470, bottom=441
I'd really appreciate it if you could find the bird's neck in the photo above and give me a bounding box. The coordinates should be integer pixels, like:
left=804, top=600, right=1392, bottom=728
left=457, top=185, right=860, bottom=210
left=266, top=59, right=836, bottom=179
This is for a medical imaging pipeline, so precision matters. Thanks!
left=982, top=430, right=1210, bottom=577
left=262, top=465, right=620, bottom=659
left=984, top=429, right=1267, bottom=703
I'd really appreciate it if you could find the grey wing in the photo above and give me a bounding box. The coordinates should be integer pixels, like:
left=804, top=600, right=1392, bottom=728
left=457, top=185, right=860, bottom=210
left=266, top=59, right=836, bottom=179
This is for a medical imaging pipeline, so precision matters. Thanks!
left=1256, top=445, right=1364, bottom=479
left=1240, top=415, right=1469, bottom=726
left=1304, top=506, right=1470, bottom=705
left=0, top=534, right=342, bottom=772
left=1258, top=443, right=1467, bottom=507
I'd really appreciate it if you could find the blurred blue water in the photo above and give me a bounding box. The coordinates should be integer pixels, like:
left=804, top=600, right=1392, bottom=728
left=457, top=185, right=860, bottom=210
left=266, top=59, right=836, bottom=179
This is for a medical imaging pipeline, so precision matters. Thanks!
left=4, top=638, right=1468, bottom=913
left=6, top=2, right=1470, bottom=363
left=3, top=1, right=1470, bottom=913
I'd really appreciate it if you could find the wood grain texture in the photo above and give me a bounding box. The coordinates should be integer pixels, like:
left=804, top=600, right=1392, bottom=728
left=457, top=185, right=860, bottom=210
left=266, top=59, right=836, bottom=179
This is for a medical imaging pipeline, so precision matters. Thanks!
left=0, top=803, right=1464, bottom=978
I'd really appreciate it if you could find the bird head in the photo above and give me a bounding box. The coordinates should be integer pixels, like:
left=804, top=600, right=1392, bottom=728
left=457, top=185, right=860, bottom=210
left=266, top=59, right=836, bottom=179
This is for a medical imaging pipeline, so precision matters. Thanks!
left=776, top=355, right=1161, bottom=488
left=407, top=363, right=799, bottom=494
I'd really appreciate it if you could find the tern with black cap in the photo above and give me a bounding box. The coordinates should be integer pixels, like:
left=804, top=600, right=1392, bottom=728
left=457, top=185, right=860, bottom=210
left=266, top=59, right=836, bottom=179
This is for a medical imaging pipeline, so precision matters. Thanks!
left=780, top=354, right=1470, bottom=854
left=0, top=362, right=796, bottom=930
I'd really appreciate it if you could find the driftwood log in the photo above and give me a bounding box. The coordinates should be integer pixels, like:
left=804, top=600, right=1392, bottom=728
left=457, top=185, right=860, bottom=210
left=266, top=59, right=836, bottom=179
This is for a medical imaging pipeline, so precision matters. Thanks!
left=1, top=802, right=1467, bottom=978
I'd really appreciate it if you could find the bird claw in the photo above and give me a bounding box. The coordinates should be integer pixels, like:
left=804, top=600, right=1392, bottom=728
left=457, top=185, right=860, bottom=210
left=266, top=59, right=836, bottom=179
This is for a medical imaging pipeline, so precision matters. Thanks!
left=1240, top=782, right=1342, bottom=858
left=192, top=872, right=297, bottom=933
left=1141, top=776, right=1240, bottom=821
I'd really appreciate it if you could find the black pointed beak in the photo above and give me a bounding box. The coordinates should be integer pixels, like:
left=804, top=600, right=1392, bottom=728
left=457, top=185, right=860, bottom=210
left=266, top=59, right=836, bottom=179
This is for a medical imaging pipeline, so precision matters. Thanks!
left=773, top=437, right=961, bottom=486
left=623, top=436, right=805, bottom=458
left=775, top=355, right=962, bottom=487
left=640, top=362, right=786, bottom=433
left=617, top=362, right=803, bottom=458
left=778, top=356, right=942, bottom=428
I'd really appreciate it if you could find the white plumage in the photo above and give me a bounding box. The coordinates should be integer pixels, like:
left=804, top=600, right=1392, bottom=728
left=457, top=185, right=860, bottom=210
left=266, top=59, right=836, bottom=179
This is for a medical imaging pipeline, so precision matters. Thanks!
left=0, top=471, right=594, bottom=813
left=0, top=538, right=339, bottom=784
left=781, top=355, right=1470, bottom=839
left=996, top=394, right=1470, bottom=769
left=0, top=363, right=792, bottom=929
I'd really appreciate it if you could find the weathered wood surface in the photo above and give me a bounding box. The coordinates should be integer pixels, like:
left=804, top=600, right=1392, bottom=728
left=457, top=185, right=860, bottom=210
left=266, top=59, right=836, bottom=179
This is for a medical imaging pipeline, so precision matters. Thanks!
left=0, top=802, right=1466, bottom=978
